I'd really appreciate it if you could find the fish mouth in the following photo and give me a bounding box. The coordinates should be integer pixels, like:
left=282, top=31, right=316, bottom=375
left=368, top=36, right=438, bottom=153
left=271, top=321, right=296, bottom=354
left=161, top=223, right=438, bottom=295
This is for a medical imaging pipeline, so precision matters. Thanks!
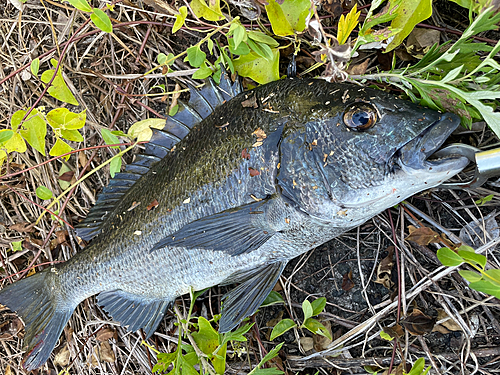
left=397, top=113, right=469, bottom=174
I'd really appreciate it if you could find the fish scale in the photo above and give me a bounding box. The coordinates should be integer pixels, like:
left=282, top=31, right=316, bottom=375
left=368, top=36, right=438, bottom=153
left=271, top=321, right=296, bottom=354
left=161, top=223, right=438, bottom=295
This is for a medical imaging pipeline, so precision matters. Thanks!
left=0, top=75, right=468, bottom=370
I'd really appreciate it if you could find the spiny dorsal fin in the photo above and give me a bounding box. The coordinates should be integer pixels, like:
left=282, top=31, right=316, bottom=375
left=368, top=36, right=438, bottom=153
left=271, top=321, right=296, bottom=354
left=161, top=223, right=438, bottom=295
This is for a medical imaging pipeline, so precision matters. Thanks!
left=75, top=70, right=241, bottom=241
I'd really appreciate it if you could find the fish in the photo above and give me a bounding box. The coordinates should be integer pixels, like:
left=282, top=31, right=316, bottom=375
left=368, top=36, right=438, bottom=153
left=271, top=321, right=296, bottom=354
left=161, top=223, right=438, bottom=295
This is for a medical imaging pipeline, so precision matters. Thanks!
left=0, top=72, right=469, bottom=370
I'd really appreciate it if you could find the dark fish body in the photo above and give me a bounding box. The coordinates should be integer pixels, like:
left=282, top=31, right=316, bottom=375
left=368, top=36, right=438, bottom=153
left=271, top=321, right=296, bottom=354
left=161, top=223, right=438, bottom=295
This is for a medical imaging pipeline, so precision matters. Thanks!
left=0, top=75, right=468, bottom=370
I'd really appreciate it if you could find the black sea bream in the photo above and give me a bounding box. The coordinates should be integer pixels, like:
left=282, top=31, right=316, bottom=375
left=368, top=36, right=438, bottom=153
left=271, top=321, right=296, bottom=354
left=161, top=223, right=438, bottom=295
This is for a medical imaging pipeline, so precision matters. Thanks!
left=0, top=73, right=468, bottom=370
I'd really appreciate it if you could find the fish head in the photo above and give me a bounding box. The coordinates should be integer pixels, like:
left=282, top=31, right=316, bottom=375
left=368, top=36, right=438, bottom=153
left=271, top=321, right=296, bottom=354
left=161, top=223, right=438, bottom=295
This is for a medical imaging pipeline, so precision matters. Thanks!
left=278, top=82, right=469, bottom=225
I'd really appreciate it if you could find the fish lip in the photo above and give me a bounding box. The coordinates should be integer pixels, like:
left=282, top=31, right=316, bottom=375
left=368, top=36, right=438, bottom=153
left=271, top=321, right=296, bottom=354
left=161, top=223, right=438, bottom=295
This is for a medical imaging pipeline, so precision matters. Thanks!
left=396, top=113, right=469, bottom=173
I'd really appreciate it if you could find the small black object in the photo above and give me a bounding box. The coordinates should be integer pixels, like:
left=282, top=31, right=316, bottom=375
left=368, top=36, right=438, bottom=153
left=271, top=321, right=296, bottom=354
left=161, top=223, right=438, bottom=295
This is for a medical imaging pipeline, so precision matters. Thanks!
left=287, top=54, right=297, bottom=78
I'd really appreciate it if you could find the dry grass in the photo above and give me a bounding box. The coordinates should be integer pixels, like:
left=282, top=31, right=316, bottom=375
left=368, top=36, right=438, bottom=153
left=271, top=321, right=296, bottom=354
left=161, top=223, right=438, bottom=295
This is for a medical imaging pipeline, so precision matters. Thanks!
left=1, top=0, right=500, bottom=374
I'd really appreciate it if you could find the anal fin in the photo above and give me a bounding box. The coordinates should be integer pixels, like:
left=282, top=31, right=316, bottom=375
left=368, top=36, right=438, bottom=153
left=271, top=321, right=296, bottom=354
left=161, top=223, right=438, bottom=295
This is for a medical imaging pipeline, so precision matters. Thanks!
left=218, top=261, right=287, bottom=333
left=97, top=290, right=171, bottom=338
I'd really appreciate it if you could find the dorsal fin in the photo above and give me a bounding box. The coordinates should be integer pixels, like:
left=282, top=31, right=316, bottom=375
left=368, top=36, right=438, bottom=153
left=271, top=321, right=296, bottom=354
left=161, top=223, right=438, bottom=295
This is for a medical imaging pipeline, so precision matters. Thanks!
left=75, top=70, right=241, bottom=241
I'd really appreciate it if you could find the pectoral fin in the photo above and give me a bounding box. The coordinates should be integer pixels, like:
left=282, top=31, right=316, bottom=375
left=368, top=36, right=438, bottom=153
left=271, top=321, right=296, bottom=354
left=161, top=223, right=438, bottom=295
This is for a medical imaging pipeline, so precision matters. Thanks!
left=218, top=261, right=287, bottom=333
left=151, top=199, right=277, bottom=256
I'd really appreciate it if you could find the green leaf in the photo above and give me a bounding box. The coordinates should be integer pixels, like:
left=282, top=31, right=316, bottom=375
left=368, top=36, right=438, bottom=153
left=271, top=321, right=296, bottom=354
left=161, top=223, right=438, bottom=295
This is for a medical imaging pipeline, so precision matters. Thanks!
left=458, top=270, right=482, bottom=283
left=186, top=45, right=207, bottom=68
left=302, top=318, right=332, bottom=340
left=101, top=128, right=120, bottom=148
left=61, top=129, right=83, bottom=142
left=109, top=155, right=121, bottom=178
left=0, top=131, right=26, bottom=154
left=484, top=269, right=500, bottom=286
left=66, top=0, right=92, bottom=12
left=265, top=0, right=294, bottom=36
left=337, top=4, right=360, bottom=45
left=233, top=24, right=246, bottom=49
left=191, top=0, right=224, bottom=21
left=30, top=58, right=40, bottom=76
left=469, top=280, right=500, bottom=299
left=228, top=38, right=251, bottom=55
left=386, top=0, right=432, bottom=52
left=436, top=247, right=464, bottom=267
left=58, top=163, right=73, bottom=190
left=247, top=39, right=274, bottom=61
left=250, top=369, right=284, bottom=375
left=233, top=50, right=280, bottom=84
left=265, top=0, right=311, bottom=36
left=406, top=357, right=427, bottom=375
left=260, top=342, right=284, bottom=366
left=127, top=118, right=166, bottom=142
left=192, top=64, right=213, bottom=79
left=40, top=61, right=78, bottom=105
left=302, top=300, right=313, bottom=321
left=46, top=108, right=86, bottom=130
left=475, top=194, right=494, bottom=205
left=49, top=138, right=73, bottom=160
left=261, top=291, right=284, bottom=307
left=157, top=53, right=167, bottom=65
left=457, top=249, right=486, bottom=269
left=173, top=6, right=188, bottom=33
left=311, top=297, right=327, bottom=316
left=36, top=186, right=53, bottom=200
left=169, top=104, right=179, bottom=116
left=12, top=109, right=47, bottom=156
left=220, top=322, right=253, bottom=346
left=91, top=8, right=112, bottom=33
left=11, top=241, right=23, bottom=252
left=191, top=317, right=219, bottom=355
left=270, top=319, right=296, bottom=340
left=380, top=330, right=394, bottom=341
left=0, top=130, right=14, bottom=144
left=247, top=31, right=279, bottom=47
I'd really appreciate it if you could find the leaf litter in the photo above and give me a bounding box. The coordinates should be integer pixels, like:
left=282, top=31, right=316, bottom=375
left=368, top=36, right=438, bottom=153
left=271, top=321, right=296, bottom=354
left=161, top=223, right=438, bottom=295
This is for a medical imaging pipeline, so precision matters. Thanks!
left=0, top=0, right=499, bottom=374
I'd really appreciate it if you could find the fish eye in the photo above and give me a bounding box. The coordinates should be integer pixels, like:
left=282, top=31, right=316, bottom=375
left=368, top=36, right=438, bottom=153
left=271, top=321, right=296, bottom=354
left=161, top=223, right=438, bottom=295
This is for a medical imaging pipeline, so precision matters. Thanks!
left=343, top=104, right=378, bottom=130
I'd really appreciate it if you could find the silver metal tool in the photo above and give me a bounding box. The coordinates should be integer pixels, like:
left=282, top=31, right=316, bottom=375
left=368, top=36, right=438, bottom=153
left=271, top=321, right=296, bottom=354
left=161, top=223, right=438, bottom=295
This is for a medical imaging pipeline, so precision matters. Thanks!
left=435, top=143, right=500, bottom=189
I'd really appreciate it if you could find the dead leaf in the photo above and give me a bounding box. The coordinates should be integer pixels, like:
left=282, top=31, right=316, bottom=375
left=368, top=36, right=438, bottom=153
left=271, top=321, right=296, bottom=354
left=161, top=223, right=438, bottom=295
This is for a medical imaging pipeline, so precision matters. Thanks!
left=401, top=309, right=436, bottom=335
left=249, top=167, right=260, bottom=177
left=241, top=94, right=258, bottom=108
left=96, top=327, right=116, bottom=342
left=147, top=199, right=159, bottom=211
left=406, top=225, right=441, bottom=246
left=407, top=28, right=440, bottom=50
left=78, top=151, right=89, bottom=172
left=91, top=341, right=115, bottom=366
left=382, top=323, right=404, bottom=340
left=433, top=309, right=462, bottom=333
left=252, top=128, right=267, bottom=141
left=375, top=246, right=394, bottom=289
left=313, top=319, right=333, bottom=351
left=241, top=148, right=251, bottom=160
left=169, top=83, right=181, bottom=111
left=341, top=269, right=355, bottom=291
left=321, top=0, right=342, bottom=17
left=53, top=344, right=71, bottom=367
left=347, top=58, right=369, bottom=75
left=299, top=336, right=314, bottom=352
left=58, top=171, right=75, bottom=182
left=0, top=316, right=23, bottom=340
left=9, top=222, right=34, bottom=233
left=56, top=230, right=68, bottom=244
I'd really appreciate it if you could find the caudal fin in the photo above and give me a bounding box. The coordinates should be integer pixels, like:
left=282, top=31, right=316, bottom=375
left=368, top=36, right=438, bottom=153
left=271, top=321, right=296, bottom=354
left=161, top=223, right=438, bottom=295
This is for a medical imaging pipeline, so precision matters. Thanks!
left=0, top=269, right=74, bottom=370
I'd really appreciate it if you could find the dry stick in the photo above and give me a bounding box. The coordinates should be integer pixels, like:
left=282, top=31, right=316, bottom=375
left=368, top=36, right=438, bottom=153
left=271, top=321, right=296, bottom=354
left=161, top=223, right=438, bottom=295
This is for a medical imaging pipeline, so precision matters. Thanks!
left=303, top=236, right=500, bottom=361
left=386, top=208, right=402, bottom=375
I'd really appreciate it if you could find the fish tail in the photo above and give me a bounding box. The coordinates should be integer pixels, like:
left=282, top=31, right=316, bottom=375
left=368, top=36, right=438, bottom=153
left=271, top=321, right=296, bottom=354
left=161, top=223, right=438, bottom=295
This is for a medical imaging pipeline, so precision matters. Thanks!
left=0, top=268, right=74, bottom=370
